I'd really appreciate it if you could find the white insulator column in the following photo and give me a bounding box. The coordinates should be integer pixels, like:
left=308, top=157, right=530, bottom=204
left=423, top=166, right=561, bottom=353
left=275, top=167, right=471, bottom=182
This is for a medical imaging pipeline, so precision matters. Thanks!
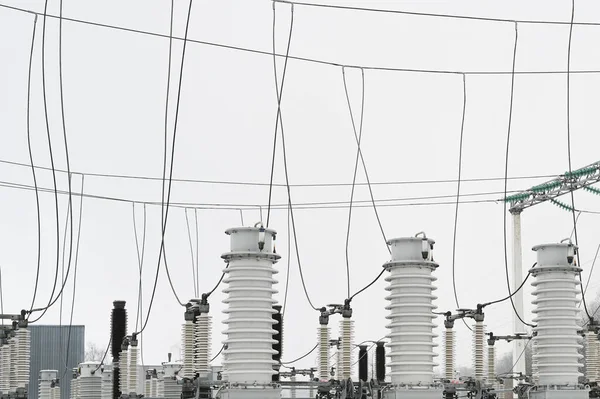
left=162, top=363, right=182, bottom=399
left=531, top=338, right=539, bottom=385
left=487, top=345, right=496, bottom=384
left=144, top=377, right=151, bottom=397
left=290, top=375, right=297, bottom=398
left=128, top=343, right=138, bottom=394
left=531, top=242, right=584, bottom=388
left=15, top=327, right=30, bottom=389
left=39, top=370, right=57, bottom=399
left=586, top=331, right=599, bottom=383
left=338, top=318, right=354, bottom=380
left=78, top=362, right=102, bottom=399
left=70, top=372, right=78, bottom=399
left=151, top=377, right=158, bottom=397
left=101, top=364, right=113, bottom=399
left=317, top=325, right=330, bottom=381
left=443, top=326, right=455, bottom=380
left=9, top=333, right=17, bottom=391
left=181, top=320, right=195, bottom=379
left=51, top=385, right=61, bottom=399
left=0, top=344, right=10, bottom=393
left=473, top=321, right=486, bottom=381
left=335, top=345, right=342, bottom=380
left=195, top=314, right=212, bottom=377
left=221, top=226, right=280, bottom=384
left=383, top=235, right=440, bottom=392
left=119, top=348, right=129, bottom=395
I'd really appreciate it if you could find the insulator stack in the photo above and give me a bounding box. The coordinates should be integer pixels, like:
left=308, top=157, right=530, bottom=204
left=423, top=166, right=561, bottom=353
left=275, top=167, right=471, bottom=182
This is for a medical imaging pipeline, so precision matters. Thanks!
left=531, top=242, right=584, bottom=388
left=101, top=364, right=113, bottom=399
left=144, top=377, right=151, bottom=397
left=119, top=349, right=129, bottom=395
left=111, top=366, right=119, bottom=399
left=156, top=371, right=164, bottom=398
left=0, top=344, right=10, bottom=392
left=221, top=226, right=280, bottom=384
left=110, top=301, right=127, bottom=399
left=358, top=345, right=368, bottom=382
left=181, top=320, right=195, bottom=379
left=70, top=370, right=79, bottom=399
left=375, top=342, right=386, bottom=383
left=472, top=321, right=486, bottom=381
left=586, top=331, right=599, bottom=383
left=487, top=345, right=495, bottom=384
left=15, top=327, right=30, bottom=389
left=39, top=370, right=57, bottom=399
left=335, top=345, right=342, bottom=380
left=384, top=235, right=439, bottom=388
left=338, top=318, right=354, bottom=380
left=51, top=385, right=60, bottom=399
left=79, top=362, right=102, bottom=399
left=195, top=314, right=212, bottom=377
left=531, top=338, right=539, bottom=384
left=317, top=325, right=330, bottom=381
left=443, top=327, right=455, bottom=380
left=151, top=377, right=158, bottom=397
left=271, top=305, right=283, bottom=382
left=290, top=375, right=297, bottom=398
left=128, top=344, right=138, bottom=394
left=9, top=333, right=17, bottom=391
left=162, top=363, right=182, bottom=399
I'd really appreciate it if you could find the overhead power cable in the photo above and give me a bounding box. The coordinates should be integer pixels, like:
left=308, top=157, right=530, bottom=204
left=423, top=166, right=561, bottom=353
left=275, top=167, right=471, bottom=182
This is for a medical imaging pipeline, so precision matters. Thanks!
left=280, top=343, right=319, bottom=365
left=184, top=209, right=198, bottom=297
left=5, top=4, right=600, bottom=75
left=273, top=0, right=600, bottom=26
left=581, top=243, right=600, bottom=304
left=481, top=263, right=535, bottom=308
left=132, top=202, right=147, bottom=367
left=348, top=268, right=385, bottom=302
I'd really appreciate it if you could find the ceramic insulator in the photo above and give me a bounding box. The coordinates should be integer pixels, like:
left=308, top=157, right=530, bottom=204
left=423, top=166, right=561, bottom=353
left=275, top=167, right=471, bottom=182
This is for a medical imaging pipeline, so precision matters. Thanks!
left=144, top=379, right=151, bottom=397
left=101, top=365, right=113, bottom=399
left=472, top=321, right=486, bottom=381
left=336, top=347, right=342, bottom=380
left=9, top=334, right=17, bottom=391
left=195, top=314, right=212, bottom=376
left=0, top=345, right=10, bottom=392
left=78, top=362, right=102, bottom=399
left=531, top=337, right=539, bottom=385
left=221, top=226, right=280, bottom=384
left=443, top=327, right=455, bottom=380
left=338, top=318, right=354, bottom=381
left=162, top=363, right=181, bottom=399
left=384, top=236, right=439, bottom=385
left=317, top=325, right=330, bottom=381
left=290, top=375, right=297, bottom=398
left=181, top=321, right=195, bottom=379
left=128, top=346, right=138, bottom=394
left=51, top=386, right=60, bottom=399
left=157, top=372, right=164, bottom=398
left=39, top=370, right=57, bottom=399
left=15, top=328, right=30, bottom=389
left=586, top=331, right=599, bottom=383
left=151, top=377, right=158, bottom=397
left=531, top=243, right=583, bottom=386
left=487, top=345, right=496, bottom=384
left=119, top=349, right=128, bottom=394
left=70, top=376, right=78, bottom=399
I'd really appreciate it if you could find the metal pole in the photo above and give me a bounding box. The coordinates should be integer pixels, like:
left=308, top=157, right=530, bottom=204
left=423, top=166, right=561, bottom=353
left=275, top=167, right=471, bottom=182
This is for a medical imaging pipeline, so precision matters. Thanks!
left=511, top=212, right=526, bottom=386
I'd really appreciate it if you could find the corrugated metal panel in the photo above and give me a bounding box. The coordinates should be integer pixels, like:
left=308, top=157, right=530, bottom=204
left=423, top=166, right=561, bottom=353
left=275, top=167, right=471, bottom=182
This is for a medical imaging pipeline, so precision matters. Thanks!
left=28, top=325, right=85, bottom=399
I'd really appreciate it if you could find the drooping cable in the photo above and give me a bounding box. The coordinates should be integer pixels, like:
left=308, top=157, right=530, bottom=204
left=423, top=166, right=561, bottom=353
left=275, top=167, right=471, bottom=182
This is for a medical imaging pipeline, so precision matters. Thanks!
left=565, top=0, right=593, bottom=322
left=132, top=203, right=147, bottom=366
left=581, top=243, right=600, bottom=304
left=348, top=268, right=385, bottom=302
left=499, top=338, right=532, bottom=376
left=341, top=67, right=389, bottom=252
left=205, top=263, right=228, bottom=299
left=271, top=3, right=319, bottom=311
left=452, top=74, right=472, bottom=332
left=280, top=343, right=318, bottom=365
left=92, top=337, right=112, bottom=374
left=59, top=175, right=73, bottom=372
left=481, top=263, right=535, bottom=308
left=266, top=1, right=294, bottom=227
left=194, top=209, right=199, bottom=298
left=138, top=0, right=194, bottom=333
left=343, top=67, right=365, bottom=298
left=184, top=209, right=198, bottom=297
left=502, top=23, right=535, bottom=329
left=282, top=205, right=292, bottom=316
left=210, top=344, right=224, bottom=362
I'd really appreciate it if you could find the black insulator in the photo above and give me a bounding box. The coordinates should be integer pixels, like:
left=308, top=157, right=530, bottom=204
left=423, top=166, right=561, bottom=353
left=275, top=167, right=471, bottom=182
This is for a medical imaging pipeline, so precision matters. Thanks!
left=112, top=364, right=120, bottom=399
left=111, top=300, right=127, bottom=360
left=272, top=305, right=283, bottom=382
left=375, top=341, right=386, bottom=382
left=358, top=345, right=368, bottom=382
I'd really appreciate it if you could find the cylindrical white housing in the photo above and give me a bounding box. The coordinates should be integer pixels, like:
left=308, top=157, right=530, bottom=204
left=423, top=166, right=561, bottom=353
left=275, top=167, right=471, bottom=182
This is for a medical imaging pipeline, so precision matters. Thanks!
left=383, top=236, right=438, bottom=385
left=472, top=321, right=486, bottom=381
left=119, top=349, right=129, bottom=394
left=162, top=363, right=182, bottom=399
left=317, top=325, right=330, bottom=381
left=531, top=242, right=583, bottom=386
left=51, top=386, right=60, bottom=399
left=157, top=370, right=164, bottom=398
left=181, top=320, right=195, bottom=379
left=15, top=328, right=30, bottom=389
left=78, top=362, right=102, bottom=399
left=101, top=364, right=113, bottom=399
left=221, top=226, right=280, bottom=384
left=9, top=333, right=17, bottom=391
left=338, top=318, right=354, bottom=380
left=70, top=372, right=78, bottom=399
left=128, top=345, right=138, bottom=393
left=487, top=345, right=495, bottom=384
left=195, top=314, right=212, bottom=377
left=443, top=327, right=455, bottom=380
left=531, top=338, right=539, bottom=385
left=39, top=370, right=57, bottom=399
left=586, top=331, right=599, bottom=383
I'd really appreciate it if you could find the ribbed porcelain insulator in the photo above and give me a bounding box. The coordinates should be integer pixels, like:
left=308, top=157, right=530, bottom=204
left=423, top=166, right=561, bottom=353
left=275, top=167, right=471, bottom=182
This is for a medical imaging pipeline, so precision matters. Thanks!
left=487, top=345, right=495, bottom=384
left=0, top=345, right=10, bottom=392
left=163, top=378, right=180, bottom=399
left=290, top=375, right=297, bottom=398
left=9, top=335, right=17, bottom=391
left=338, top=318, right=354, bottom=380
left=531, top=243, right=583, bottom=386
left=38, top=370, right=56, bottom=399
left=587, top=331, right=599, bottom=383
left=531, top=338, right=539, bottom=384
left=51, top=386, right=60, bottom=399
left=151, top=377, right=158, bottom=397
left=472, top=321, right=486, bottom=381
left=181, top=321, right=195, bottom=379
left=444, top=328, right=455, bottom=380
left=384, top=237, right=439, bottom=385
left=157, top=377, right=164, bottom=398
left=70, top=377, right=78, bottom=399
left=221, top=227, right=280, bottom=384
left=78, top=363, right=102, bottom=399
left=144, top=379, right=151, bottom=397
left=195, top=314, right=212, bottom=376
left=317, top=325, right=330, bottom=381
left=336, top=347, right=342, bottom=380
left=119, top=350, right=128, bottom=394
left=15, top=328, right=30, bottom=389
left=128, top=346, right=138, bottom=393
left=101, top=365, right=112, bottom=399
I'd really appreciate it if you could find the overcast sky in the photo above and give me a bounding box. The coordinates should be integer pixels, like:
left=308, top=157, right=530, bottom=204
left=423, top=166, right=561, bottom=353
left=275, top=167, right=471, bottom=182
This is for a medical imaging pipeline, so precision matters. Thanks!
left=1, top=0, right=600, bottom=375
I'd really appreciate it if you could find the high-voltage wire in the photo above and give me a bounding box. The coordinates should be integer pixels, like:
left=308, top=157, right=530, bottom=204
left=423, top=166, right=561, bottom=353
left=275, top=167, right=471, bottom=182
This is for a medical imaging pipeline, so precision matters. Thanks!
left=132, top=202, right=147, bottom=367
left=59, top=176, right=72, bottom=374
left=25, top=13, right=41, bottom=317
left=565, top=0, right=593, bottom=322
left=271, top=4, right=319, bottom=312
left=92, top=337, right=112, bottom=374
left=451, top=74, right=472, bottom=332
left=184, top=209, right=198, bottom=297
left=581, top=243, right=600, bottom=303
left=266, top=2, right=294, bottom=227
left=139, top=0, right=194, bottom=334
left=498, top=338, right=532, bottom=376
left=205, top=263, right=229, bottom=298
left=210, top=345, right=224, bottom=362
left=348, top=268, right=385, bottom=302
left=343, top=67, right=366, bottom=298
left=6, top=3, right=600, bottom=75
left=502, top=23, right=535, bottom=329
left=481, top=263, right=535, bottom=308
left=273, top=0, right=600, bottom=26
left=0, top=158, right=557, bottom=188
left=282, top=205, right=292, bottom=316
left=280, top=343, right=319, bottom=365
left=194, top=209, right=199, bottom=299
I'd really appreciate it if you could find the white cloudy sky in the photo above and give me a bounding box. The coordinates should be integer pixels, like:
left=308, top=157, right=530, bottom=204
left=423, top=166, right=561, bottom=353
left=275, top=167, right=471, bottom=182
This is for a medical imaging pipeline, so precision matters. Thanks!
left=1, top=0, right=600, bottom=374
